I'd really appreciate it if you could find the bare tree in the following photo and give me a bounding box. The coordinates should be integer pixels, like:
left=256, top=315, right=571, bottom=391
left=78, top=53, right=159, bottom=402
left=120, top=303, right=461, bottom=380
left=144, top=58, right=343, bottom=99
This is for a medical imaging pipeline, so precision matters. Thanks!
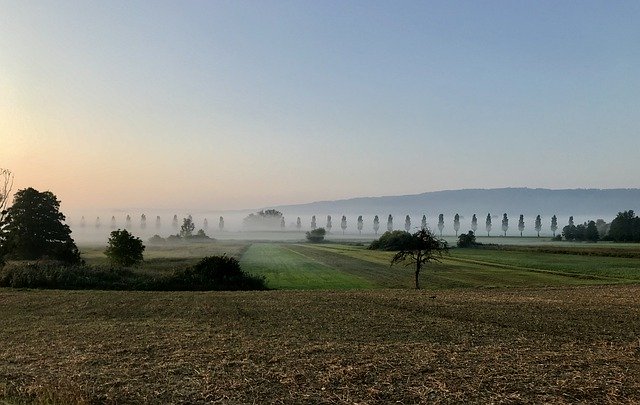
left=0, top=168, right=13, bottom=223
left=391, top=228, right=449, bottom=289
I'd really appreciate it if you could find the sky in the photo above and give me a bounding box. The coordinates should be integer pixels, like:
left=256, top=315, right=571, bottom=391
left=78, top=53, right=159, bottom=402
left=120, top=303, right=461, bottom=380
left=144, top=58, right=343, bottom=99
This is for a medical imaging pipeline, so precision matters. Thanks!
left=1, top=1, right=639, bottom=212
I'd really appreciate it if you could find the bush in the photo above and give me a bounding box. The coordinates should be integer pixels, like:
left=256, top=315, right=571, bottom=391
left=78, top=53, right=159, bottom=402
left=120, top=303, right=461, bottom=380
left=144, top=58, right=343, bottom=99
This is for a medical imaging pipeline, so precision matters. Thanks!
left=168, top=255, right=267, bottom=291
left=306, top=228, right=326, bottom=243
left=105, top=229, right=145, bottom=267
left=368, top=230, right=414, bottom=251
left=457, top=231, right=479, bottom=248
left=0, top=262, right=149, bottom=290
left=148, top=234, right=165, bottom=244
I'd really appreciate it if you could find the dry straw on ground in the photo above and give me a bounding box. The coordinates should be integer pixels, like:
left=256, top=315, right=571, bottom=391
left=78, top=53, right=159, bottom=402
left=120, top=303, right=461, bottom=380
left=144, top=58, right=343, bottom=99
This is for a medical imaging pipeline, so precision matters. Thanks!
left=1, top=285, right=639, bottom=403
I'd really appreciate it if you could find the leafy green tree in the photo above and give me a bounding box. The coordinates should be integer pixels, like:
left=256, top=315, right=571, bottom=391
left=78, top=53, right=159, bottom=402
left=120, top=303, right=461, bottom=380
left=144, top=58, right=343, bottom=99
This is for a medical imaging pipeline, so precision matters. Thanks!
left=306, top=227, right=326, bottom=243
left=404, top=215, right=411, bottom=232
left=486, top=213, right=492, bottom=236
left=535, top=215, right=542, bottom=237
left=421, top=215, right=427, bottom=230
left=104, top=229, right=145, bottom=266
left=518, top=214, right=525, bottom=236
left=387, top=214, right=393, bottom=232
left=180, top=215, right=195, bottom=238
left=585, top=220, right=600, bottom=242
left=341, top=215, right=347, bottom=234
left=471, top=214, right=478, bottom=234
left=373, top=215, right=380, bottom=235
left=311, top=215, right=317, bottom=230
left=608, top=211, right=640, bottom=242
left=390, top=228, right=449, bottom=289
left=453, top=213, right=460, bottom=236
left=0, top=187, right=81, bottom=263
left=437, top=214, right=444, bottom=236
left=501, top=213, right=509, bottom=236
left=551, top=215, right=558, bottom=237
left=357, top=215, right=363, bottom=235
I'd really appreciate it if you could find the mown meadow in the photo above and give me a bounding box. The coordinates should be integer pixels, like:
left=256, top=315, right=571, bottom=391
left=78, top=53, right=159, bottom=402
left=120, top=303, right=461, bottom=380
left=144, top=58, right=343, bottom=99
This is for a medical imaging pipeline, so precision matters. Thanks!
left=2, top=240, right=640, bottom=403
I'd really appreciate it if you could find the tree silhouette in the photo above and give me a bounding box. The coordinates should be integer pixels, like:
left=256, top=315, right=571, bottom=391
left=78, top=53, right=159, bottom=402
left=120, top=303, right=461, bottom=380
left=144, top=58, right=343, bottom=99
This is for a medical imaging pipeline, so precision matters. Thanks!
left=111, top=216, right=117, bottom=229
left=341, top=215, right=347, bottom=234
left=155, top=216, right=161, bottom=229
left=280, top=217, right=285, bottom=229
left=296, top=217, right=302, bottom=231
left=311, top=215, right=317, bottom=230
left=0, top=168, right=14, bottom=223
left=518, top=214, right=525, bottom=236
left=0, top=187, right=80, bottom=263
left=453, top=214, right=460, bottom=236
left=471, top=214, right=478, bottom=234
left=181, top=215, right=195, bottom=238
left=421, top=215, right=427, bottom=230
left=140, top=214, right=147, bottom=229
left=568, top=216, right=575, bottom=227
left=326, top=215, right=332, bottom=233
left=373, top=215, right=380, bottom=235
left=551, top=215, right=558, bottom=237
left=390, top=228, right=448, bottom=290
left=172, top=215, right=179, bottom=228
left=502, top=213, right=509, bottom=236
left=357, top=215, right=363, bottom=235
left=105, top=229, right=145, bottom=267
left=219, top=216, right=224, bottom=231
left=535, top=215, right=542, bottom=237
left=437, top=214, right=444, bottom=236
left=203, top=218, right=208, bottom=230
left=404, top=215, right=411, bottom=232
left=486, top=213, right=492, bottom=236
left=387, top=215, right=393, bottom=232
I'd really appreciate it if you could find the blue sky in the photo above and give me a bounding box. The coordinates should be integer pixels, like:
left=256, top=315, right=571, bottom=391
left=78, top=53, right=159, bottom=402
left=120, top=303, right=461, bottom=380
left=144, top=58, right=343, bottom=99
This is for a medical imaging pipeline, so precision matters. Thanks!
left=1, top=1, right=639, bottom=210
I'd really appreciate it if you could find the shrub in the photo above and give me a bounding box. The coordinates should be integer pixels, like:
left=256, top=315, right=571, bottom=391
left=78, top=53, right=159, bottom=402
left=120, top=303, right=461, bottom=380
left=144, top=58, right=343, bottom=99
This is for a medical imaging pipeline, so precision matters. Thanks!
left=368, top=230, right=414, bottom=251
left=148, top=234, right=165, bottom=244
left=457, top=231, right=479, bottom=248
left=306, top=228, right=326, bottom=243
left=168, top=255, right=267, bottom=290
left=105, top=229, right=145, bottom=267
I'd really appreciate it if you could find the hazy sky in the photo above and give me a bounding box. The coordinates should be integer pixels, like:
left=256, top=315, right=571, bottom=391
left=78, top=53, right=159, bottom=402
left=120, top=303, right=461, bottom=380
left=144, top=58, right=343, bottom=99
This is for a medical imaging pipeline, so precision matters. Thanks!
left=2, top=1, right=639, bottom=211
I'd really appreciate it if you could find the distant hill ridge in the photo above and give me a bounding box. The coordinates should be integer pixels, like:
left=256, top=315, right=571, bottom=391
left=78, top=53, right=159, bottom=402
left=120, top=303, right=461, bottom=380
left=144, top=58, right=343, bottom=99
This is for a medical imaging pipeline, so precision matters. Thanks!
left=270, top=188, right=640, bottom=218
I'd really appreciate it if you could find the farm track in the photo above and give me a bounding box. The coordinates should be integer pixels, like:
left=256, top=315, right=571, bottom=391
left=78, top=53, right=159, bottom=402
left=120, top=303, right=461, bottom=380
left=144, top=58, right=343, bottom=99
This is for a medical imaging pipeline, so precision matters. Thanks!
left=443, top=256, right=625, bottom=282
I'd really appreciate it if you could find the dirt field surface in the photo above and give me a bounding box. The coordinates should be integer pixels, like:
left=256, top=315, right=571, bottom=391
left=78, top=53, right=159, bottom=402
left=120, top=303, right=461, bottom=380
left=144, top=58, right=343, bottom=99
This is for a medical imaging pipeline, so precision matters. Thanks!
left=2, top=285, right=640, bottom=404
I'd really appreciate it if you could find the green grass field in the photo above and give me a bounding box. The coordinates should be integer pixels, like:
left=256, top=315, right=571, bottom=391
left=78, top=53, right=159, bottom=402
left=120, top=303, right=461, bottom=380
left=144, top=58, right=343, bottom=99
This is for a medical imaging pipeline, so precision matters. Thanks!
left=241, top=242, right=640, bottom=290
left=240, top=243, right=375, bottom=289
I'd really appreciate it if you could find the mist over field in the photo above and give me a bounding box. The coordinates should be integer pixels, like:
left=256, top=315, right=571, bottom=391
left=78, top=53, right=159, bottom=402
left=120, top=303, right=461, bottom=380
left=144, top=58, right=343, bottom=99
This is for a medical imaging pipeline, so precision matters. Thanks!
left=66, top=188, right=638, bottom=244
